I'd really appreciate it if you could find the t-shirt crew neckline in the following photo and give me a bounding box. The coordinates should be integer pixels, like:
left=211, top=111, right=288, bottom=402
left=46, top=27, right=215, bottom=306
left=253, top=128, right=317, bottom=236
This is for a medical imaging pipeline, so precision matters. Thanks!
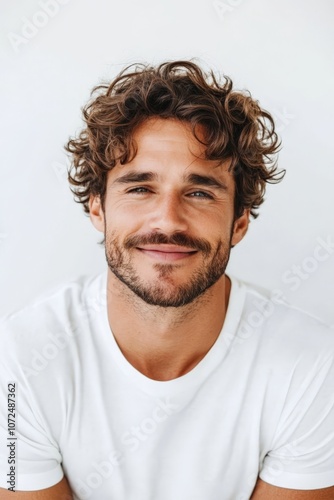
left=97, top=273, right=246, bottom=397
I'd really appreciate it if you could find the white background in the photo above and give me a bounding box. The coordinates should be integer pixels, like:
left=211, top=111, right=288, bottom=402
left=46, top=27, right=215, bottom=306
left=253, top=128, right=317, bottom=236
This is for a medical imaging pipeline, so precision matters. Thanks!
left=1, top=0, right=333, bottom=324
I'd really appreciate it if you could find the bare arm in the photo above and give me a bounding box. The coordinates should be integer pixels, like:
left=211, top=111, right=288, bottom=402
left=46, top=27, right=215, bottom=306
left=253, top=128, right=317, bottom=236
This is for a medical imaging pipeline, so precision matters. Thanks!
left=251, top=479, right=334, bottom=499
left=0, top=476, right=73, bottom=500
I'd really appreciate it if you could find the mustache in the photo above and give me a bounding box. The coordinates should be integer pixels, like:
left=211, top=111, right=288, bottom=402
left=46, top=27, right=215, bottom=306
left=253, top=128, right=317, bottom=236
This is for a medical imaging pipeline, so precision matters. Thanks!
left=123, top=232, right=212, bottom=255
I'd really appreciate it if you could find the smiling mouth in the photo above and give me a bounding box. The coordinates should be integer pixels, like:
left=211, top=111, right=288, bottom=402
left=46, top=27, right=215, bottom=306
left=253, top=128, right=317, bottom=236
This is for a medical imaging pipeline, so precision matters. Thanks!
left=136, top=245, right=198, bottom=262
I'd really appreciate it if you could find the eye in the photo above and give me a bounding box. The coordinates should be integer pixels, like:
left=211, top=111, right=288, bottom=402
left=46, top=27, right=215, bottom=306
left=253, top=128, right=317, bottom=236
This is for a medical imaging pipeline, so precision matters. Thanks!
left=188, top=191, right=213, bottom=199
left=127, top=187, right=150, bottom=194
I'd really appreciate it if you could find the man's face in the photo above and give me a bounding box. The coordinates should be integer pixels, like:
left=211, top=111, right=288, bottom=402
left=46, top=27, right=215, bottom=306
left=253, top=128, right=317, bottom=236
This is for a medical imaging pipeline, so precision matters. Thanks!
left=90, top=118, right=249, bottom=307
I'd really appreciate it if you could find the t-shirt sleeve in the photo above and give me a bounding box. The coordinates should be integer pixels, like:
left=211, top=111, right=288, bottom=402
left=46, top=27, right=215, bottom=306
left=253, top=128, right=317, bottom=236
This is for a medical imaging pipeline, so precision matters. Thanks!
left=260, top=348, right=334, bottom=489
left=0, top=327, right=64, bottom=491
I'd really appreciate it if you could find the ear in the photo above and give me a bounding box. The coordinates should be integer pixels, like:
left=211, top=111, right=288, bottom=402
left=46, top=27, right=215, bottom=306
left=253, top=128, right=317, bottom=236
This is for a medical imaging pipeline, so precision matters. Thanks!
left=231, top=209, right=250, bottom=247
left=89, top=195, right=105, bottom=233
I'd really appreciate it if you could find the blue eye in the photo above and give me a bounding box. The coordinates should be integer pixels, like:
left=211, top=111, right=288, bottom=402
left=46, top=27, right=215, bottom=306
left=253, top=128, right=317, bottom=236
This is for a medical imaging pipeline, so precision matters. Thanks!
left=189, top=191, right=213, bottom=199
left=127, top=187, right=150, bottom=194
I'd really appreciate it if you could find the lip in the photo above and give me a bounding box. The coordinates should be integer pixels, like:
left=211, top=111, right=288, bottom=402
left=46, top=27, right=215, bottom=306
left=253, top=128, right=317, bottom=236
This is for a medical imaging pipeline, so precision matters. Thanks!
left=136, top=245, right=197, bottom=262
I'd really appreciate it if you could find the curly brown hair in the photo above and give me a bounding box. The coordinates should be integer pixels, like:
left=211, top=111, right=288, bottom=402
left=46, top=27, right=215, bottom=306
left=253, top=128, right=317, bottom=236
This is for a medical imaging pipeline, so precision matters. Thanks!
left=65, top=60, right=284, bottom=219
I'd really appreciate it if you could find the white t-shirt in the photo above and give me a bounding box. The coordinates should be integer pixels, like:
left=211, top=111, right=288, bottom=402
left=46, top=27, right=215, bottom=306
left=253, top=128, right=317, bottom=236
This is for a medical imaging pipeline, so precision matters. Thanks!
left=0, top=273, right=334, bottom=499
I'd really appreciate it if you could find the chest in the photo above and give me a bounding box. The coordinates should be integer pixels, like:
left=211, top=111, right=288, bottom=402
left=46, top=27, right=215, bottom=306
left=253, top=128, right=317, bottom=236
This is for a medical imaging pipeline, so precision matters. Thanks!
left=59, top=372, right=270, bottom=500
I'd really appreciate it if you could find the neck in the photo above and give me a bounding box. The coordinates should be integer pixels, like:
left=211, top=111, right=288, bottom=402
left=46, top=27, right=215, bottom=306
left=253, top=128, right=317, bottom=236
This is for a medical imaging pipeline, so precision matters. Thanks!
left=105, top=270, right=231, bottom=381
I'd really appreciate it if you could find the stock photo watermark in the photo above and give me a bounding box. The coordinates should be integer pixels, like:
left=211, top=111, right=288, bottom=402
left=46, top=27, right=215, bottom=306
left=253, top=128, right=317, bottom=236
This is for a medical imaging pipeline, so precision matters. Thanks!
left=212, top=0, right=246, bottom=21
left=24, top=286, right=107, bottom=379
left=282, top=235, right=334, bottom=292
left=6, top=383, right=17, bottom=492
left=73, top=397, right=180, bottom=498
left=223, top=288, right=287, bottom=353
left=7, top=0, right=72, bottom=53
left=272, top=107, right=295, bottom=133
left=52, top=158, right=70, bottom=186
left=224, top=234, right=334, bottom=354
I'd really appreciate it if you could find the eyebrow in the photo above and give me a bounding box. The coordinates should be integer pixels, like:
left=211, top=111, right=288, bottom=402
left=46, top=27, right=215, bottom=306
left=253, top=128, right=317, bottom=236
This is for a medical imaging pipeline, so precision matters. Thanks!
left=112, top=170, right=228, bottom=191
left=185, top=173, right=228, bottom=191
left=112, top=171, right=158, bottom=185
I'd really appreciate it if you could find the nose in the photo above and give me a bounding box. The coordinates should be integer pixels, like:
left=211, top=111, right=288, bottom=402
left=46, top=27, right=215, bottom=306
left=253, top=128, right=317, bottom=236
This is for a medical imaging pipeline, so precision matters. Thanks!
left=149, top=191, right=189, bottom=234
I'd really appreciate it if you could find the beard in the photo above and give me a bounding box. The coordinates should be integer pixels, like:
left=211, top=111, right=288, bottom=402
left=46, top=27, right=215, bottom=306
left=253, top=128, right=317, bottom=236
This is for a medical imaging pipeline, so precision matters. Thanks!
left=104, top=230, right=233, bottom=308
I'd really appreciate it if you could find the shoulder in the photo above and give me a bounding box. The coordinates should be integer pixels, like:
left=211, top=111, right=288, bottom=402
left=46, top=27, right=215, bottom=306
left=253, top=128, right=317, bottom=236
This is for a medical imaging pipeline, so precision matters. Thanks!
left=231, top=278, right=334, bottom=457
left=230, top=276, right=334, bottom=372
left=241, top=277, right=333, bottom=341
left=0, top=273, right=107, bottom=361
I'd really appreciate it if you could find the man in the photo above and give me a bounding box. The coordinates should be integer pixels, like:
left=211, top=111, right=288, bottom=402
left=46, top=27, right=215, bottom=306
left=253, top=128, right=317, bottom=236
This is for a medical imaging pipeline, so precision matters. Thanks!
left=0, top=61, right=333, bottom=499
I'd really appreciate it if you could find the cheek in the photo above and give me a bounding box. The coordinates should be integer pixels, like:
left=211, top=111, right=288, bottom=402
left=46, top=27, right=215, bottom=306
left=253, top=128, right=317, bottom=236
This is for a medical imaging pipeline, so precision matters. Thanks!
left=199, top=211, right=234, bottom=239
left=106, top=197, right=152, bottom=218
left=104, top=203, right=144, bottom=238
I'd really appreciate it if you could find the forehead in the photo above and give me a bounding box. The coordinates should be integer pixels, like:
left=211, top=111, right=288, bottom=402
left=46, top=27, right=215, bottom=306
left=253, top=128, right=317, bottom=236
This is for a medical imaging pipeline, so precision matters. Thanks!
left=128, top=117, right=232, bottom=175
left=133, top=117, right=204, bottom=154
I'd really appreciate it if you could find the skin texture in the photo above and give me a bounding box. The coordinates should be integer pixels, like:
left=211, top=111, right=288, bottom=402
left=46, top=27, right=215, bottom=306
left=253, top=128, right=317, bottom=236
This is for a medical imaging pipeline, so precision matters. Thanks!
left=251, top=479, right=334, bottom=499
left=0, top=476, right=73, bottom=499
left=90, top=117, right=249, bottom=381
left=1, top=475, right=333, bottom=499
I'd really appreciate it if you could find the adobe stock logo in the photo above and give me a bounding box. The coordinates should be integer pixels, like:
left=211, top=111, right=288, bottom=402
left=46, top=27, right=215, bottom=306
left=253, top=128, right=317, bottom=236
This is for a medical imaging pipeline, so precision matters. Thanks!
left=74, top=398, right=180, bottom=499
left=282, top=236, right=334, bottom=291
left=212, top=0, right=245, bottom=21
left=7, top=0, right=71, bottom=53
